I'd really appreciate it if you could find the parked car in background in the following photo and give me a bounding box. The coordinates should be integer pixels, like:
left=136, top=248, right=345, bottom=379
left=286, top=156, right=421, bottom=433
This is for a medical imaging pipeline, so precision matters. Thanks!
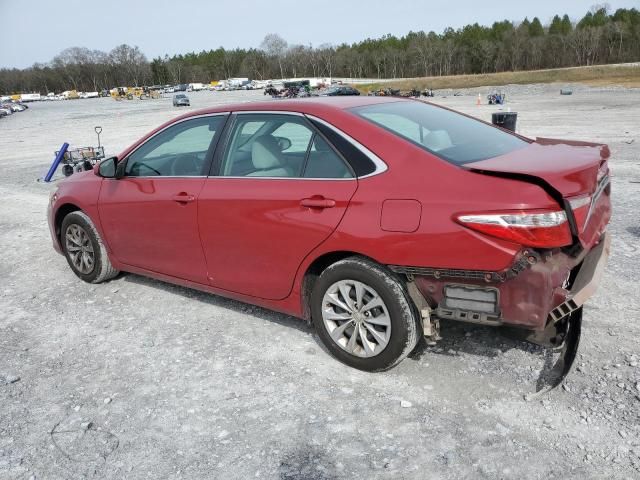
left=79, top=92, right=100, bottom=99
left=7, top=103, right=25, bottom=112
left=318, top=85, right=361, bottom=96
left=48, top=97, right=610, bottom=375
left=19, top=93, right=41, bottom=102
left=0, top=102, right=27, bottom=113
left=172, top=94, right=190, bottom=107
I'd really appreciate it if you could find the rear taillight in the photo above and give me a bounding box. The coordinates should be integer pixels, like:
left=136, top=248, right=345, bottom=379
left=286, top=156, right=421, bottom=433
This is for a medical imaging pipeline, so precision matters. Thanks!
left=455, top=210, right=572, bottom=248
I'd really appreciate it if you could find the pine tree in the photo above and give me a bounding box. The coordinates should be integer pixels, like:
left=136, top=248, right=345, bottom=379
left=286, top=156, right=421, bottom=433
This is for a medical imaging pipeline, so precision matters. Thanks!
left=529, top=17, right=544, bottom=36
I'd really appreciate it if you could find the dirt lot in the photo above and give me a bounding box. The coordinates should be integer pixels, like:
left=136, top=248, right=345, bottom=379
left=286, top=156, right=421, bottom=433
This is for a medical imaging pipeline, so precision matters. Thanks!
left=1, top=86, right=639, bottom=479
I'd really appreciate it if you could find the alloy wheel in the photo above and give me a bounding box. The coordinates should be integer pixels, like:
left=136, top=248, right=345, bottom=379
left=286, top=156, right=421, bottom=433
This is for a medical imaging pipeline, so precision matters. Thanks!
left=65, top=224, right=95, bottom=274
left=321, top=279, right=391, bottom=358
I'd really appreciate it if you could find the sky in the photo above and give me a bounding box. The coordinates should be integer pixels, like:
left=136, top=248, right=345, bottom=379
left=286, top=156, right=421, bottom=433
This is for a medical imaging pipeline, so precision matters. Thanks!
left=0, top=0, right=638, bottom=68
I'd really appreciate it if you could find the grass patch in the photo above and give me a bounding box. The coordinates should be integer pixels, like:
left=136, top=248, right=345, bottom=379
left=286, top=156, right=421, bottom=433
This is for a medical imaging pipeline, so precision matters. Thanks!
left=356, top=64, right=640, bottom=92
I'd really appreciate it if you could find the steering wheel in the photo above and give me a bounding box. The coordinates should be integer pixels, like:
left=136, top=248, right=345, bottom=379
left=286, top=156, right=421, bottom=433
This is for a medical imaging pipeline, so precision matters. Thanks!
left=135, top=162, right=161, bottom=176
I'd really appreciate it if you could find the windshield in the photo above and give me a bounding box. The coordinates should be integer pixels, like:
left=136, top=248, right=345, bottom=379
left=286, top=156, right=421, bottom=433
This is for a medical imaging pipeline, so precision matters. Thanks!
left=350, top=101, right=529, bottom=165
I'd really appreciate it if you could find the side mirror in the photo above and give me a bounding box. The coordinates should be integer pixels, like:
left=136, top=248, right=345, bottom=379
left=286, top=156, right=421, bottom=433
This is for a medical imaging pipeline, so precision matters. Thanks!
left=95, top=156, right=117, bottom=178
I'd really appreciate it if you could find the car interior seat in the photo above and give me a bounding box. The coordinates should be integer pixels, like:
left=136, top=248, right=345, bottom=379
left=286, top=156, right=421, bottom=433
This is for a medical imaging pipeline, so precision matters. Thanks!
left=247, top=135, right=294, bottom=177
left=171, top=154, right=201, bottom=176
left=422, top=130, right=453, bottom=152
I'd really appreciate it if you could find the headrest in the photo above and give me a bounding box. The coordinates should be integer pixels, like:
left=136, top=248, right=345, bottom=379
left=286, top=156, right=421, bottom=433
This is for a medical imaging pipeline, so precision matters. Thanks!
left=423, top=130, right=453, bottom=152
left=252, top=136, right=282, bottom=169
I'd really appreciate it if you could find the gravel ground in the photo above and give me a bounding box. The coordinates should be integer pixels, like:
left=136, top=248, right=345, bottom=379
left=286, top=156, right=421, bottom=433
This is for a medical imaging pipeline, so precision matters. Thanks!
left=0, top=85, right=639, bottom=479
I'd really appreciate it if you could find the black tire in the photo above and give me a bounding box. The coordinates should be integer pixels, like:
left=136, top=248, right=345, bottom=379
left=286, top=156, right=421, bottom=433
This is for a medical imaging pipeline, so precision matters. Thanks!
left=311, top=256, right=420, bottom=372
left=61, top=211, right=119, bottom=284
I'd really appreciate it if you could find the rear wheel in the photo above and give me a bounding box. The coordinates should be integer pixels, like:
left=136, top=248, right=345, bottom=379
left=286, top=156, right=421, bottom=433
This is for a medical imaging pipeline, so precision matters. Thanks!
left=61, top=211, right=119, bottom=283
left=311, top=257, right=420, bottom=372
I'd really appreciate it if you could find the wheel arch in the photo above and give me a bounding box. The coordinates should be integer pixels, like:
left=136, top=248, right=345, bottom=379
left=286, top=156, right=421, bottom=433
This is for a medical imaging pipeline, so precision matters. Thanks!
left=300, top=250, right=381, bottom=321
left=54, top=203, right=82, bottom=244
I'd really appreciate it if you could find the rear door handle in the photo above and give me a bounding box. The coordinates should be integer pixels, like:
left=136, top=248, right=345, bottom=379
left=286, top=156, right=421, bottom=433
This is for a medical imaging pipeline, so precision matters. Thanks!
left=172, top=192, right=196, bottom=204
left=300, top=197, right=336, bottom=209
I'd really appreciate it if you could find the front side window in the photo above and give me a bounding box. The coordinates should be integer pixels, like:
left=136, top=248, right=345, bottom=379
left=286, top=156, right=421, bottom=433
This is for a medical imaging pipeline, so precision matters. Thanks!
left=125, top=116, right=224, bottom=177
left=350, top=101, right=529, bottom=165
left=220, top=114, right=353, bottom=179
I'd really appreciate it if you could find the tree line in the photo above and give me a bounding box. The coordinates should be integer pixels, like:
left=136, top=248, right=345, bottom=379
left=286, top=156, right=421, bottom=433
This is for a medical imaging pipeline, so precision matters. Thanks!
left=1, top=5, right=639, bottom=94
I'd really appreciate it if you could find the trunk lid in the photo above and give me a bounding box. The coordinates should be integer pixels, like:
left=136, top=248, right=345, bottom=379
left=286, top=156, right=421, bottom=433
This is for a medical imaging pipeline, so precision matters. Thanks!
left=466, top=138, right=611, bottom=249
left=467, top=138, right=608, bottom=197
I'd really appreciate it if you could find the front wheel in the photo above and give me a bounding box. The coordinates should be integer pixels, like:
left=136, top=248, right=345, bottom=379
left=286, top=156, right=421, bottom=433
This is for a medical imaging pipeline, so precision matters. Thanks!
left=61, top=211, right=119, bottom=283
left=311, top=257, right=420, bottom=372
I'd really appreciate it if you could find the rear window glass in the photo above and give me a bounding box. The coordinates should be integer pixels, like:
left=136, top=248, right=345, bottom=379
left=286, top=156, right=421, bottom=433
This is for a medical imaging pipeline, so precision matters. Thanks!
left=350, top=101, right=529, bottom=165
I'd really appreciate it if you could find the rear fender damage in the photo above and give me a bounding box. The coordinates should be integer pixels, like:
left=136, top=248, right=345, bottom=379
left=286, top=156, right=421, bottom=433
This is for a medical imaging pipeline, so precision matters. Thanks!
left=398, top=233, right=609, bottom=394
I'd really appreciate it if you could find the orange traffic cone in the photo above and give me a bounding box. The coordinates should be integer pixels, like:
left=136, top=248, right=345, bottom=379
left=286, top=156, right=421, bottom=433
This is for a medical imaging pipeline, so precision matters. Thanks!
left=476, top=93, right=481, bottom=106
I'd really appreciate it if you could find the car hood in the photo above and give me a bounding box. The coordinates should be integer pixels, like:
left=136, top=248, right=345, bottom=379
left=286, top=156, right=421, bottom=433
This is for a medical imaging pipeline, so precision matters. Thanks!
left=59, top=168, right=97, bottom=184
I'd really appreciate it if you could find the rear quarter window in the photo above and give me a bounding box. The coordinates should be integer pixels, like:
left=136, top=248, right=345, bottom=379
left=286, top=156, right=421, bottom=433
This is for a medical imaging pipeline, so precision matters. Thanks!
left=350, top=101, right=529, bottom=165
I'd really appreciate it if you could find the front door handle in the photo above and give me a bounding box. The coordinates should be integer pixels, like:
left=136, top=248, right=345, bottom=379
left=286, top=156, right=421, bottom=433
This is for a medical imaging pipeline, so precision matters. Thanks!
left=300, top=197, right=336, bottom=209
left=172, top=192, right=195, bottom=204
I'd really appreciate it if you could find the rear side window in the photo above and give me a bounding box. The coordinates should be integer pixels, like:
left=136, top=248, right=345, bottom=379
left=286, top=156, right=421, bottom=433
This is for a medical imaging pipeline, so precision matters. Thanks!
left=220, top=114, right=313, bottom=177
left=304, top=135, right=353, bottom=179
left=309, top=119, right=376, bottom=176
left=350, top=101, right=528, bottom=165
left=218, top=113, right=352, bottom=179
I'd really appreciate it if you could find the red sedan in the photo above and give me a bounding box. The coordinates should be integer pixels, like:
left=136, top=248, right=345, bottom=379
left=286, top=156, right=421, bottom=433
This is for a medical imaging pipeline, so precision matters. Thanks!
left=48, top=97, right=611, bottom=375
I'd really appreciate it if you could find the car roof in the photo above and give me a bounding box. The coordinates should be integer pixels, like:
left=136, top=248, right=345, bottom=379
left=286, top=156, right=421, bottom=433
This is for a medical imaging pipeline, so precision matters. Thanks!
left=119, top=96, right=412, bottom=163
left=185, top=95, right=405, bottom=117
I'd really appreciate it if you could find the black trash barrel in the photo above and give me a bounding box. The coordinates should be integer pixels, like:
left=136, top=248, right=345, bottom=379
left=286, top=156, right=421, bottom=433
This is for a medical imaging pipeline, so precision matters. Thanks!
left=491, top=112, right=517, bottom=132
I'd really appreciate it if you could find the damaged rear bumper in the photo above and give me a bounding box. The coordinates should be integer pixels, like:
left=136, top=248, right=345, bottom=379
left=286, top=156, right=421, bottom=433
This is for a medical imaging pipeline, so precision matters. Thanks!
left=547, top=233, right=610, bottom=323
left=392, top=232, right=610, bottom=331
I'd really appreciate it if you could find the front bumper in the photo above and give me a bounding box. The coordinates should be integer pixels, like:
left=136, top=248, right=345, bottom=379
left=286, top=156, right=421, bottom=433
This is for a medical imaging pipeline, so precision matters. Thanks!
left=47, top=201, right=63, bottom=254
left=398, top=232, right=610, bottom=331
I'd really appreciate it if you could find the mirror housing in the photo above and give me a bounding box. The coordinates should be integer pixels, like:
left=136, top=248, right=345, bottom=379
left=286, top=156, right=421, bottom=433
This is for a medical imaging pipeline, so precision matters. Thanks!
left=95, top=156, right=117, bottom=178
left=115, top=158, right=127, bottom=178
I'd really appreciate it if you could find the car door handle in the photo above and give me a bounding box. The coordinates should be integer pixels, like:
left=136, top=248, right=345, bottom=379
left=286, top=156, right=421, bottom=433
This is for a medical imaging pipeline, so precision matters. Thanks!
left=172, top=193, right=195, bottom=204
left=300, top=197, right=336, bottom=209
